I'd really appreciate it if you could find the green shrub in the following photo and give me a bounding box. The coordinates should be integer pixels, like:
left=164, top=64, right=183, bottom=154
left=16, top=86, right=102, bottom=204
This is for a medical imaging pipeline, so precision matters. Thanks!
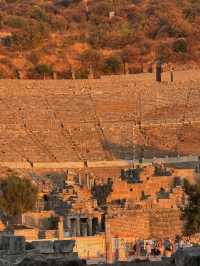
left=10, top=22, right=49, bottom=49
left=102, top=56, right=122, bottom=74
left=173, top=39, right=188, bottom=53
left=55, top=0, right=81, bottom=7
left=33, top=64, right=53, bottom=76
left=6, top=15, right=26, bottom=28
left=29, top=6, right=49, bottom=22
left=79, top=49, right=101, bottom=68
left=2, top=36, right=13, bottom=47
left=156, top=44, right=171, bottom=61
left=87, top=25, right=108, bottom=48
left=76, top=68, right=89, bottom=79
left=183, top=3, right=200, bottom=22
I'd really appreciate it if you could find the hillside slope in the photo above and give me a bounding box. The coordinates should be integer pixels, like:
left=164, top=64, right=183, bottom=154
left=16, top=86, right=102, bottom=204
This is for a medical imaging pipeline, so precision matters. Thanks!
left=0, top=0, right=200, bottom=78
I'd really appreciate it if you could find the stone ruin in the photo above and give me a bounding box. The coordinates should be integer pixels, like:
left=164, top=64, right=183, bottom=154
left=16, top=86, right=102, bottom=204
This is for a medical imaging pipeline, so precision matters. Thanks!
left=104, top=164, right=197, bottom=241
left=15, top=169, right=104, bottom=240
left=0, top=234, right=86, bottom=266
left=2, top=234, right=200, bottom=266
left=9, top=163, right=196, bottom=242
left=0, top=70, right=199, bottom=264
left=172, top=247, right=200, bottom=266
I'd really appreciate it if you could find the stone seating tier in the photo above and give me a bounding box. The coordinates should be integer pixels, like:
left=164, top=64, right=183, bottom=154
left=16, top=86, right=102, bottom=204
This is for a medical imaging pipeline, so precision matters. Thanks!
left=0, top=74, right=199, bottom=163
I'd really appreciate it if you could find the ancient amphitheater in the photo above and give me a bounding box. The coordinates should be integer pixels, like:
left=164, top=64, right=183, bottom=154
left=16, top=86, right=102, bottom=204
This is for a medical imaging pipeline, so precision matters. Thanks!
left=1, top=70, right=200, bottom=169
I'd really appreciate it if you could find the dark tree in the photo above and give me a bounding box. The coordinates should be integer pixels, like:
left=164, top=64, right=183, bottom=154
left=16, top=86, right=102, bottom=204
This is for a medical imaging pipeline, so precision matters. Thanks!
left=0, top=173, right=38, bottom=218
left=183, top=179, right=200, bottom=235
left=31, top=64, right=53, bottom=79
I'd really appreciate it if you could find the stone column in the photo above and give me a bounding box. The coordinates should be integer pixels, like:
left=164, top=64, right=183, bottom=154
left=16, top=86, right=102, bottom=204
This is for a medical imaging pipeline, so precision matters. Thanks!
left=53, top=72, right=57, bottom=80
left=170, top=66, right=174, bottom=82
left=86, top=173, right=90, bottom=189
left=105, top=219, right=113, bottom=264
left=88, top=65, right=94, bottom=79
left=71, top=68, right=76, bottom=80
left=76, top=217, right=80, bottom=236
left=124, top=62, right=129, bottom=75
left=58, top=216, right=64, bottom=240
left=156, top=60, right=162, bottom=82
left=66, top=217, right=71, bottom=236
left=98, top=215, right=102, bottom=232
left=78, top=175, right=82, bottom=186
left=88, top=217, right=93, bottom=236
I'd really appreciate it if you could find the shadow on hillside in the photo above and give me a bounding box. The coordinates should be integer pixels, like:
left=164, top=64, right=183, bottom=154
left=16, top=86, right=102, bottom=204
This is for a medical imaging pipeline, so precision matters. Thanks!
left=102, top=141, right=179, bottom=160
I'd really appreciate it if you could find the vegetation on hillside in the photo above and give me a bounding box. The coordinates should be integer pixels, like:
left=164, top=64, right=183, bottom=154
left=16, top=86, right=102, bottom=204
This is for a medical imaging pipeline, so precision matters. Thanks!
left=0, top=0, right=200, bottom=78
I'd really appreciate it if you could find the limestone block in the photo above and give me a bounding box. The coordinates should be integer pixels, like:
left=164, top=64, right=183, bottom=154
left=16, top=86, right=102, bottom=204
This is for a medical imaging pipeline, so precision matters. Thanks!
left=0, top=235, right=25, bottom=254
left=31, top=241, right=54, bottom=254
left=17, top=256, right=84, bottom=266
left=53, top=240, right=75, bottom=253
left=0, top=259, right=11, bottom=266
left=46, top=258, right=85, bottom=266
left=174, top=247, right=200, bottom=266
left=16, top=256, right=48, bottom=266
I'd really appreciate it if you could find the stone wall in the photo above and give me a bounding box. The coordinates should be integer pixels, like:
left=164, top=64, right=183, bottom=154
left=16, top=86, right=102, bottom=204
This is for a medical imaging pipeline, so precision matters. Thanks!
left=149, top=209, right=183, bottom=239
left=107, top=176, right=173, bottom=202
left=66, top=235, right=105, bottom=259
left=22, top=211, right=55, bottom=229
left=45, top=230, right=58, bottom=240
left=108, top=210, right=150, bottom=239
left=107, top=209, right=183, bottom=240
left=14, top=228, right=39, bottom=240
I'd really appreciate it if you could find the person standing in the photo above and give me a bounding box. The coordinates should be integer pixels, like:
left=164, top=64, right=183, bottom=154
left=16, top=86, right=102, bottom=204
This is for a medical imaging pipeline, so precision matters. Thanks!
left=146, top=242, right=151, bottom=260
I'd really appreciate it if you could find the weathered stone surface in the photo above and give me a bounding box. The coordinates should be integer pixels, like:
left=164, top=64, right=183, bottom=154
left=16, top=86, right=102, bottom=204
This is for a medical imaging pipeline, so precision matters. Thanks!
left=16, top=256, right=86, bottom=266
left=173, top=247, right=200, bottom=266
left=0, top=235, right=25, bottom=254
left=46, top=258, right=86, bottom=266
left=0, top=77, right=199, bottom=165
left=31, top=241, right=54, bottom=254
left=16, top=257, right=48, bottom=266
left=0, top=237, right=81, bottom=265
left=0, top=259, right=12, bottom=266
left=53, top=240, right=75, bottom=253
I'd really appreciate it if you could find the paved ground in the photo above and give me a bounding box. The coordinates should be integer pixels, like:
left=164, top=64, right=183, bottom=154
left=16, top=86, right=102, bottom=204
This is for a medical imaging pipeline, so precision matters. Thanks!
left=88, top=258, right=173, bottom=266
left=120, top=261, right=173, bottom=266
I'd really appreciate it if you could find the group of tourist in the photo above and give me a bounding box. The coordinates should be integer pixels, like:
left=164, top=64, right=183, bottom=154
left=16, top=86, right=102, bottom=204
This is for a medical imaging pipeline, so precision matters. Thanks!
left=124, top=236, right=193, bottom=259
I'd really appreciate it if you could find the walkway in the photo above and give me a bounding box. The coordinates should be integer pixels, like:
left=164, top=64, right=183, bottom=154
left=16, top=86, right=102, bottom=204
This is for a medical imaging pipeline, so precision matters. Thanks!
left=0, top=155, right=198, bottom=169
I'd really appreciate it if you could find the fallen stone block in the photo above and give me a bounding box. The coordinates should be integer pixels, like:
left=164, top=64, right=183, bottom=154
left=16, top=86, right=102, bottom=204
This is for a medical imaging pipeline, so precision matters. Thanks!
left=174, top=247, right=200, bottom=266
left=46, top=258, right=86, bottom=266
left=0, top=235, right=25, bottom=254
left=0, top=259, right=12, bottom=266
left=31, top=241, right=54, bottom=254
left=53, top=240, right=75, bottom=253
left=16, top=257, right=48, bottom=266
